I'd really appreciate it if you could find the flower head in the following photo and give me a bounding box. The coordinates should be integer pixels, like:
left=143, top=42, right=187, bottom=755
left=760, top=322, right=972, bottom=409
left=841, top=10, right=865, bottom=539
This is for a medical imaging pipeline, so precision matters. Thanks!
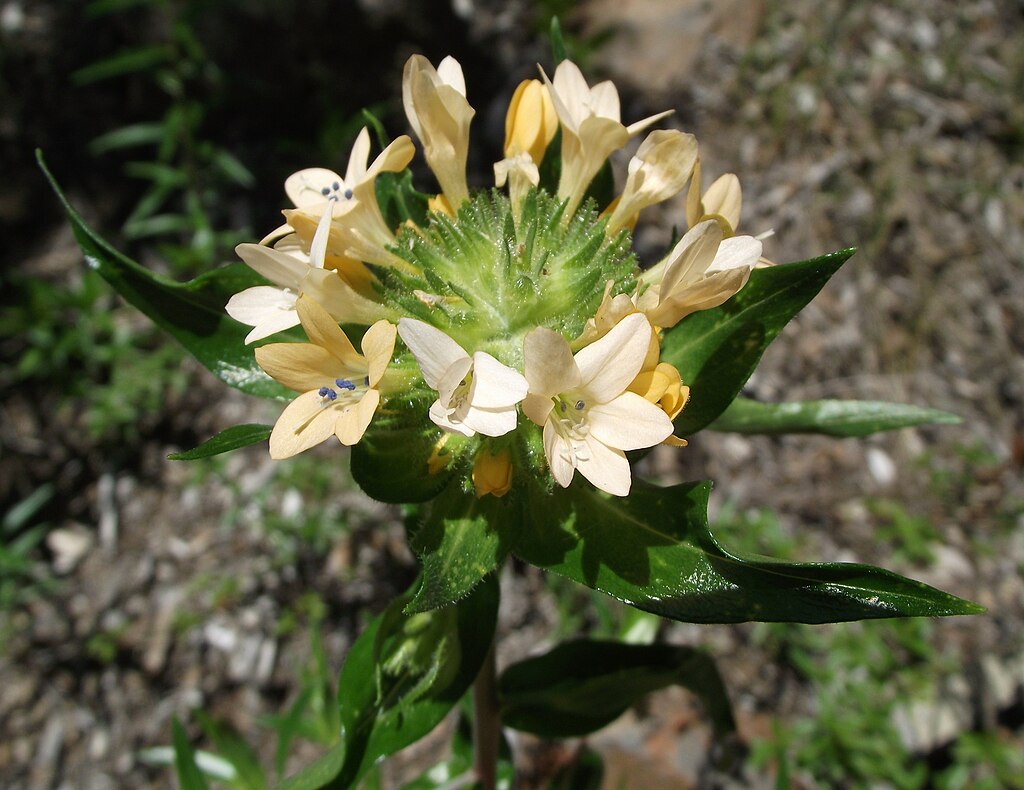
left=523, top=313, right=673, bottom=496
left=255, top=296, right=396, bottom=458
left=398, top=318, right=527, bottom=438
left=403, top=55, right=475, bottom=208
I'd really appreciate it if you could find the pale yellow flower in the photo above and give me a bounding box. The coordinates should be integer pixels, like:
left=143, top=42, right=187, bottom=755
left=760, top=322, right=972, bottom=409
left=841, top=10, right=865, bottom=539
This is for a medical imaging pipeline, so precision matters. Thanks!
left=604, top=129, right=698, bottom=236
left=494, top=79, right=558, bottom=212
left=636, top=220, right=763, bottom=328
left=472, top=448, right=513, bottom=498
left=255, top=296, right=397, bottom=459
left=541, top=60, right=671, bottom=216
left=283, top=136, right=417, bottom=272
left=403, top=55, right=475, bottom=208
left=685, top=157, right=742, bottom=236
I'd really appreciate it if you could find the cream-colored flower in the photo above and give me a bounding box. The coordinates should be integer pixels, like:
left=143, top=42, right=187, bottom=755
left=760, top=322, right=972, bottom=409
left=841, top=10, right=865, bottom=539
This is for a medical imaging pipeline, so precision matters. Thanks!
left=255, top=296, right=397, bottom=459
left=282, top=135, right=416, bottom=272
left=403, top=55, right=475, bottom=208
left=494, top=79, right=558, bottom=212
left=685, top=157, right=742, bottom=236
left=636, top=220, right=762, bottom=328
left=541, top=59, right=672, bottom=216
left=228, top=200, right=391, bottom=343
left=522, top=313, right=673, bottom=496
left=604, top=129, right=698, bottom=235
left=398, top=318, right=528, bottom=438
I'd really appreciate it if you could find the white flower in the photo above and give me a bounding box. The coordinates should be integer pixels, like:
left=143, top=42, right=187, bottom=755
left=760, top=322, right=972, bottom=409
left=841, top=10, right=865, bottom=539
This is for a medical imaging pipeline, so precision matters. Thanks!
left=397, top=318, right=527, bottom=438
left=522, top=313, right=673, bottom=496
left=686, top=157, right=742, bottom=235
left=636, top=219, right=763, bottom=328
left=228, top=200, right=390, bottom=343
left=541, top=60, right=671, bottom=216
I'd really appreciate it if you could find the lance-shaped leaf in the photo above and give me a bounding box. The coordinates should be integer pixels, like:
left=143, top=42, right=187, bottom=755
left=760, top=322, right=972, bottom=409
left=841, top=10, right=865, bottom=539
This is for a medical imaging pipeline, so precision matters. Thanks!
left=499, top=640, right=735, bottom=739
left=709, top=397, right=962, bottom=437
left=406, top=481, right=517, bottom=613
left=168, top=424, right=272, bottom=461
left=275, top=576, right=499, bottom=790
left=660, top=248, right=855, bottom=436
left=511, top=480, right=982, bottom=624
left=39, top=152, right=292, bottom=400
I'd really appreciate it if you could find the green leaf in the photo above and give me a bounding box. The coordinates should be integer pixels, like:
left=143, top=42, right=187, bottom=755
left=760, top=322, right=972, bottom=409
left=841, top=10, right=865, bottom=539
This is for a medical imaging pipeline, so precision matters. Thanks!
left=89, top=122, right=168, bottom=155
left=72, top=45, right=171, bottom=84
left=275, top=576, right=500, bottom=789
left=172, top=718, right=211, bottom=790
left=168, top=424, right=272, bottom=460
left=194, top=710, right=268, bottom=790
left=405, top=482, right=516, bottom=613
left=550, top=17, right=568, bottom=65
left=39, top=151, right=292, bottom=400
left=376, top=169, right=429, bottom=229
left=500, top=640, right=734, bottom=738
left=661, top=248, right=855, bottom=436
left=709, top=397, right=962, bottom=437
left=350, top=416, right=469, bottom=504
left=512, top=480, right=983, bottom=624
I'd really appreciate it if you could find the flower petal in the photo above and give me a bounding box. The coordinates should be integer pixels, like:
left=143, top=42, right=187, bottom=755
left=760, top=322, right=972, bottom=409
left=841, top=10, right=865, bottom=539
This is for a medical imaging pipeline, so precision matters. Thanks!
left=587, top=392, right=673, bottom=451
left=284, top=168, right=345, bottom=208
left=577, top=436, right=631, bottom=496
left=235, top=243, right=307, bottom=288
left=574, top=313, right=652, bottom=399
left=543, top=420, right=576, bottom=488
left=469, top=352, right=528, bottom=408
left=523, top=327, right=581, bottom=397
left=429, top=399, right=476, bottom=437
left=295, top=296, right=363, bottom=369
left=462, top=405, right=518, bottom=438
left=255, top=343, right=339, bottom=392
left=398, top=318, right=468, bottom=390
left=268, top=390, right=340, bottom=459
left=360, top=320, right=397, bottom=387
left=335, top=388, right=380, bottom=446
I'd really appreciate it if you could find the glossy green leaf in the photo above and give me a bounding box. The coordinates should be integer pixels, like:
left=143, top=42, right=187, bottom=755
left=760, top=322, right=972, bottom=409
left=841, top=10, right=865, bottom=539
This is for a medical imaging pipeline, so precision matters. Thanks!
left=661, top=248, right=855, bottom=436
left=39, top=152, right=292, bottom=400
left=274, top=576, right=500, bottom=789
left=406, top=482, right=516, bottom=613
left=709, top=397, right=961, bottom=437
left=500, top=639, right=734, bottom=738
left=168, top=424, right=272, bottom=461
left=172, top=718, right=211, bottom=790
left=376, top=169, right=429, bottom=230
left=512, top=480, right=982, bottom=624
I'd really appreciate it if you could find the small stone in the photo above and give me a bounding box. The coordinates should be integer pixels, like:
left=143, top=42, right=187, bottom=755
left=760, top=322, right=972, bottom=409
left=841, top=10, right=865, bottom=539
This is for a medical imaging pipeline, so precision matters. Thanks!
left=47, top=526, right=94, bottom=575
left=866, top=447, right=896, bottom=485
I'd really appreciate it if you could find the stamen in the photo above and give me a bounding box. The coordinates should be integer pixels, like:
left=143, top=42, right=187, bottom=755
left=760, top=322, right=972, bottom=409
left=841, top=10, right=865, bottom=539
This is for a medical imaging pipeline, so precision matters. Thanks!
left=344, top=188, right=353, bottom=200
left=575, top=399, right=585, bottom=410
left=332, top=181, right=340, bottom=191
left=320, top=187, right=330, bottom=196
left=318, top=387, right=338, bottom=401
left=336, top=378, right=356, bottom=391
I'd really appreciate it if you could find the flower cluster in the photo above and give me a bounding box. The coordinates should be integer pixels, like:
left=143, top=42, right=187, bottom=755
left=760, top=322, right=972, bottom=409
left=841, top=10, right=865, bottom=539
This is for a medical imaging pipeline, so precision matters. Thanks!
left=227, top=56, right=763, bottom=497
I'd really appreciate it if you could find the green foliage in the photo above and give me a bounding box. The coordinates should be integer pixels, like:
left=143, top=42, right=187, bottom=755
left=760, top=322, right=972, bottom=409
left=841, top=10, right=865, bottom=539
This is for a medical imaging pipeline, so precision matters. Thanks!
left=0, top=485, right=56, bottom=610
left=510, top=480, right=980, bottom=624
left=867, top=498, right=942, bottom=566
left=77, top=0, right=253, bottom=271
left=710, top=397, right=961, bottom=437
left=276, top=575, right=500, bottom=789
left=499, top=640, right=734, bottom=738
left=169, top=424, right=273, bottom=460
left=661, top=248, right=856, bottom=436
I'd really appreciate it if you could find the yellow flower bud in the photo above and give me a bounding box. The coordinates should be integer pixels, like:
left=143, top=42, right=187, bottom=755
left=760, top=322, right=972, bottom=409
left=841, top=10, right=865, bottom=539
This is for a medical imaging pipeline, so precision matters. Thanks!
left=504, top=79, right=558, bottom=165
left=472, top=448, right=513, bottom=498
left=427, top=434, right=453, bottom=475
left=628, top=362, right=690, bottom=424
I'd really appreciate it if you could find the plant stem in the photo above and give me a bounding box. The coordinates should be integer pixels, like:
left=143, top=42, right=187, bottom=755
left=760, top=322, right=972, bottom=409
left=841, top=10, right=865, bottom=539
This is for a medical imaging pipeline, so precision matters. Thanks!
left=472, top=638, right=500, bottom=790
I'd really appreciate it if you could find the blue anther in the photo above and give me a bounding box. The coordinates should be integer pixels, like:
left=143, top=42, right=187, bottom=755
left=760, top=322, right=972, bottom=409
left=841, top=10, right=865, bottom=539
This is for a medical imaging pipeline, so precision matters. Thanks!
left=344, top=188, right=353, bottom=200
left=332, top=181, right=340, bottom=191
left=364, top=376, right=370, bottom=386
left=319, top=386, right=338, bottom=400
left=320, top=187, right=330, bottom=196
left=336, top=378, right=356, bottom=391
left=575, top=399, right=585, bottom=410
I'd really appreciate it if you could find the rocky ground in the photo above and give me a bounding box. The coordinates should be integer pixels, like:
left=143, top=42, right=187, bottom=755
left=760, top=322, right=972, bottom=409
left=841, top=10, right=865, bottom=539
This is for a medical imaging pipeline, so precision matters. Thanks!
left=2, top=0, right=1023, bottom=788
